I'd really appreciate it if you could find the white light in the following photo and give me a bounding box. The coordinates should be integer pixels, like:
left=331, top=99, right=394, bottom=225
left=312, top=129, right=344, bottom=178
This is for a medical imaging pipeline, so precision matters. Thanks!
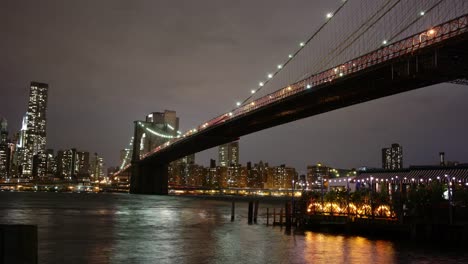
left=259, top=82, right=264, bottom=87
left=326, top=13, right=333, bottom=18
left=277, top=64, right=283, bottom=69
left=420, top=11, right=425, bottom=16
left=339, top=72, right=343, bottom=77
left=268, top=73, right=273, bottom=78
left=251, top=90, right=256, bottom=94
left=306, top=84, right=311, bottom=89
left=382, top=40, right=387, bottom=45
left=228, top=112, right=233, bottom=116
left=288, top=54, right=293, bottom=58
left=299, top=42, right=305, bottom=47
left=236, top=102, right=241, bottom=106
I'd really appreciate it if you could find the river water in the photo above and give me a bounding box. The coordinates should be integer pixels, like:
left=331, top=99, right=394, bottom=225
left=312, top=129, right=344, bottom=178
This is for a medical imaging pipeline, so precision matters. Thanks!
left=0, top=192, right=467, bottom=264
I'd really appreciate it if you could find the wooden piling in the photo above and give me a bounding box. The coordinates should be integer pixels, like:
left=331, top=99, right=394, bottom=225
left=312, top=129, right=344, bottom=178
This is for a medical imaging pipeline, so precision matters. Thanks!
left=248, top=201, right=253, bottom=224
left=279, top=208, right=283, bottom=226
left=273, top=208, right=276, bottom=226
left=231, top=201, right=235, bottom=222
left=266, top=208, right=269, bottom=226
left=285, top=202, right=291, bottom=232
left=254, top=200, right=259, bottom=224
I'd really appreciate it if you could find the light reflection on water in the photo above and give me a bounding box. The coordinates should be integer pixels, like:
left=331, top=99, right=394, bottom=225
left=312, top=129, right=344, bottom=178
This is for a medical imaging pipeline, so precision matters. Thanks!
left=0, top=192, right=467, bottom=264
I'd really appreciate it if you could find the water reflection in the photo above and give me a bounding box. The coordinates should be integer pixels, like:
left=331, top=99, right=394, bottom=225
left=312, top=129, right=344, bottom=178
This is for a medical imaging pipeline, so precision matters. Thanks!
left=0, top=192, right=467, bottom=264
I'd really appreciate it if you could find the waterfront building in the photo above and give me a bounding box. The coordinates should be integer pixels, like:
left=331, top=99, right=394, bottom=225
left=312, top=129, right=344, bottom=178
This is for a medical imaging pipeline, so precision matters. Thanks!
left=76, top=151, right=90, bottom=180
left=226, top=163, right=242, bottom=187
left=22, top=82, right=49, bottom=177
left=265, top=164, right=297, bottom=189
left=307, top=163, right=332, bottom=190
left=56, top=149, right=91, bottom=180
left=56, top=149, right=75, bottom=179
left=382, top=143, right=403, bottom=170
left=206, top=159, right=220, bottom=187
left=218, top=141, right=239, bottom=167
left=90, top=153, right=104, bottom=180
left=246, top=161, right=268, bottom=188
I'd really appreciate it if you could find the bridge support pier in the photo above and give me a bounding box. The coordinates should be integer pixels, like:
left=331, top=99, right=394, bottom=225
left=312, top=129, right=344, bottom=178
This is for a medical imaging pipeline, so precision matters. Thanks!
left=130, top=162, right=168, bottom=195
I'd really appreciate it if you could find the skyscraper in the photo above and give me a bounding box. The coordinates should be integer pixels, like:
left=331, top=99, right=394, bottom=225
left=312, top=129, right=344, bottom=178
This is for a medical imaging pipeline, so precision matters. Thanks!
left=218, top=141, right=239, bottom=167
left=22, top=82, right=48, bottom=176
left=0, top=117, right=9, bottom=177
left=382, top=143, right=403, bottom=169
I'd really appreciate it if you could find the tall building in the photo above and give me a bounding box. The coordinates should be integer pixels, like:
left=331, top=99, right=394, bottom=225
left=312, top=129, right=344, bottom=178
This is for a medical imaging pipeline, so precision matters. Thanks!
left=266, top=164, right=297, bottom=189
left=307, top=163, right=331, bottom=190
left=90, top=153, right=104, bottom=180
left=22, top=82, right=49, bottom=177
left=0, top=117, right=9, bottom=177
left=0, top=117, right=7, bottom=143
left=382, top=143, right=403, bottom=169
left=218, top=141, right=239, bottom=167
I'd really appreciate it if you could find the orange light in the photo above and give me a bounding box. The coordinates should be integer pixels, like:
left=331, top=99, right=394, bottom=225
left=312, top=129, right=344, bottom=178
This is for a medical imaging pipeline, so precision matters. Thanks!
left=428, top=29, right=436, bottom=36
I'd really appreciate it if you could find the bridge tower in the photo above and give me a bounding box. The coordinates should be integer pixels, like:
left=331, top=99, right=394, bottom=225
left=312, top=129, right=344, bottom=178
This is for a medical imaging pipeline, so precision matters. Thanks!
left=130, top=111, right=178, bottom=194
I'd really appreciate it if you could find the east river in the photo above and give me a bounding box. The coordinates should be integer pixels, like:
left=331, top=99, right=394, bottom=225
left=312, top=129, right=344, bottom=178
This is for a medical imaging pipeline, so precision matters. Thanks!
left=0, top=192, right=467, bottom=264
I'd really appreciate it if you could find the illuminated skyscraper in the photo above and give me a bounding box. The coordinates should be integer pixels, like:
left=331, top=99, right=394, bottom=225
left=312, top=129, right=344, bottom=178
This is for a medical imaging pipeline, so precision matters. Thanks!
left=382, top=143, right=403, bottom=169
left=90, top=153, right=104, bottom=180
left=22, top=82, right=48, bottom=176
left=0, top=117, right=9, bottom=177
left=218, top=141, right=239, bottom=167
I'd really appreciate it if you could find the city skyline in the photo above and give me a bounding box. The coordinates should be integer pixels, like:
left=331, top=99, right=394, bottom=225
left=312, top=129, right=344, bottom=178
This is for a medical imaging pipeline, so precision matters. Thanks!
left=1, top=0, right=468, bottom=173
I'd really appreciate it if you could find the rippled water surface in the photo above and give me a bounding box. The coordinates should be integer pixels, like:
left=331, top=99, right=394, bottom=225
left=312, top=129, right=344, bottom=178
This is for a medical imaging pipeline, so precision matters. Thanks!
left=0, top=192, right=467, bottom=264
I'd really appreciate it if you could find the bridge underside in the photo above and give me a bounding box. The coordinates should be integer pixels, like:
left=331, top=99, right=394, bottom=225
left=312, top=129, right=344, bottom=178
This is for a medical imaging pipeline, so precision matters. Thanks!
left=131, top=32, right=468, bottom=195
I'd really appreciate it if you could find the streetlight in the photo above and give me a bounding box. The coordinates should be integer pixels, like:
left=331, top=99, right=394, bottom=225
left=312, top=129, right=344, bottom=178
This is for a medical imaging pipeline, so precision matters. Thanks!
left=291, top=179, right=295, bottom=226
left=346, top=173, right=350, bottom=218
left=445, top=174, right=453, bottom=224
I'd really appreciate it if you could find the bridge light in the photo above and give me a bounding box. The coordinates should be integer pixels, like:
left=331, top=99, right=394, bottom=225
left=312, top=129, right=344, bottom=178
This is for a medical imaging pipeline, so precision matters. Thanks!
left=228, top=112, right=233, bottom=116
left=236, top=101, right=241, bottom=106
left=287, top=86, right=292, bottom=90
left=306, top=84, right=311, bottom=89
left=268, top=73, right=273, bottom=79
left=420, top=11, right=425, bottom=16
left=382, top=40, right=388, bottom=45
left=259, top=82, right=264, bottom=87
left=277, top=64, right=283, bottom=69
left=251, top=102, right=255, bottom=105
left=288, top=54, right=293, bottom=58
left=339, top=72, right=343, bottom=77
left=251, top=89, right=256, bottom=94
left=326, top=13, right=333, bottom=19
left=428, top=29, right=436, bottom=36
left=299, top=42, right=305, bottom=47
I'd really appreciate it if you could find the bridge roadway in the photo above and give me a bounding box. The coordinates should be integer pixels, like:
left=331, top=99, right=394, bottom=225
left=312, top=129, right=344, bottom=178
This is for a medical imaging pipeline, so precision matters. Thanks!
left=130, top=16, right=468, bottom=194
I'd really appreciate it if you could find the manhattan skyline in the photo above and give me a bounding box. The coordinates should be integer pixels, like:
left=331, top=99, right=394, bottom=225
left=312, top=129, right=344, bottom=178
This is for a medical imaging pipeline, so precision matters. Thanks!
left=1, top=0, right=468, bottom=173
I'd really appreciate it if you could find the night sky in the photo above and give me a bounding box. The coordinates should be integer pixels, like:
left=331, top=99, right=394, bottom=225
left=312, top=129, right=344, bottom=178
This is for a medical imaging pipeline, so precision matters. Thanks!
left=1, top=0, right=468, bottom=174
